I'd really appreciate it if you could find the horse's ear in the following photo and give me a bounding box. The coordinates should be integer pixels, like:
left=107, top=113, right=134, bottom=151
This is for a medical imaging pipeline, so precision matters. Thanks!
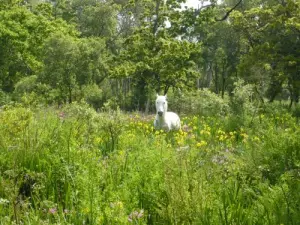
left=164, top=94, right=167, bottom=99
left=156, top=93, right=159, bottom=98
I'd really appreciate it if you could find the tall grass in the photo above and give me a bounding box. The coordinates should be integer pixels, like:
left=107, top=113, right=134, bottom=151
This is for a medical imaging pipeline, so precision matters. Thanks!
left=0, top=102, right=299, bottom=224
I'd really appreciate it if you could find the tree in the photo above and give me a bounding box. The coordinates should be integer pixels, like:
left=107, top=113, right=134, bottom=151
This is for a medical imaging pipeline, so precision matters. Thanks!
left=110, top=0, right=203, bottom=111
left=39, top=33, right=80, bottom=103
left=231, top=0, right=300, bottom=105
left=196, top=21, right=241, bottom=97
left=75, top=0, right=119, bottom=38
left=40, top=33, right=109, bottom=104
left=76, top=38, right=110, bottom=86
left=169, top=0, right=242, bottom=96
left=114, top=30, right=200, bottom=92
left=0, top=3, right=78, bottom=93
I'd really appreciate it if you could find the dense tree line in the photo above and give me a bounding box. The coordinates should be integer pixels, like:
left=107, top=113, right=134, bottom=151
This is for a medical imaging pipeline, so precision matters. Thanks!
left=0, top=0, right=299, bottom=110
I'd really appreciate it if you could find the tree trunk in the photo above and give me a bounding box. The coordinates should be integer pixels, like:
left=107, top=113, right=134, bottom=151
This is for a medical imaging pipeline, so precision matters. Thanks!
left=221, top=62, right=226, bottom=99
left=145, top=97, right=150, bottom=114
left=197, top=78, right=201, bottom=89
left=214, top=62, right=219, bottom=94
left=68, top=85, right=72, bottom=103
left=207, top=62, right=213, bottom=88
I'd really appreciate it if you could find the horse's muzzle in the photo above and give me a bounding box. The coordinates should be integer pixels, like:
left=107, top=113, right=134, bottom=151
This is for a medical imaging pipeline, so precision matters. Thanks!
left=157, top=111, right=163, bottom=116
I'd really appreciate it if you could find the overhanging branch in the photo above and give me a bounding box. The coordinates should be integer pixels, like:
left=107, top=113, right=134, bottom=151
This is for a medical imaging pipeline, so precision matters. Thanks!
left=194, top=4, right=215, bottom=16
left=215, top=0, right=243, bottom=21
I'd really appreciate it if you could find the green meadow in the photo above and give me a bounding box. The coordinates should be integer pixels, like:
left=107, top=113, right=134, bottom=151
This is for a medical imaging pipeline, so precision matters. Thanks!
left=0, top=101, right=299, bottom=225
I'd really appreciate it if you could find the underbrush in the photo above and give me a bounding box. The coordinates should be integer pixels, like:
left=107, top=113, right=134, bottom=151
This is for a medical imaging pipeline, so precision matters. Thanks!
left=0, top=103, right=299, bottom=224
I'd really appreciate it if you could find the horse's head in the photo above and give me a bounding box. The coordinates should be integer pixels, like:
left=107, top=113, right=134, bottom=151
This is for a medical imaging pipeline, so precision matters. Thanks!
left=155, top=94, right=168, bottom=117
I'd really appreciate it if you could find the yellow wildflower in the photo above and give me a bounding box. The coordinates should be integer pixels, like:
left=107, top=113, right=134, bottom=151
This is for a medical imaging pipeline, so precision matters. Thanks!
left=94, top=137, right=102, bottom=144
left=253, top=136, right=260, bottom=142
left=196, top=140, right=207, bottom=147
left=240, top=133, right=248, bottom=139
left=218, top=135, right=226, bottom=141
left=217, top=129, right=225, bottom=135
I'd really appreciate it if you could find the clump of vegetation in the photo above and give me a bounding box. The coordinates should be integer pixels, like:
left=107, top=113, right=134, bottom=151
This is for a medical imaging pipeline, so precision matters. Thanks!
left=170, top=89, right=230, bottom=116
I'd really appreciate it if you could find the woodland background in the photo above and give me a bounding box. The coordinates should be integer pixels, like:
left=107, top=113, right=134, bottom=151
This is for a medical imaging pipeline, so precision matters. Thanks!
left=1, top=0, right=299, bottom=112
left=0, top=0, right=300, bottom=224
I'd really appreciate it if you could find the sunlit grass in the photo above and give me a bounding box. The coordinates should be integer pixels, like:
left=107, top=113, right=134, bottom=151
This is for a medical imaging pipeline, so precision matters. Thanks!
left=0, top=103, right=299, bottom=224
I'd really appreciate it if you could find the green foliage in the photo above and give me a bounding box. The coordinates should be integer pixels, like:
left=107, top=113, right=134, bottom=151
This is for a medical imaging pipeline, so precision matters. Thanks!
left=1, top=0, right=300, bottom=222
left=0, top=4, right=78, bottom=93
left=39, top=32, right=79, bottom=104
left=81, top=84, right=103, bottom=110
left=0, top=90, right=11, bottom=106
left=170, top=88, right=230, bottom=116
left=1, top=0, right=299, bottom=112
left=230, top=79, right=255, bottom=115
left=113, top=33, right=201, bottom=93
left=77, top=1, right=119, bottom=38
left=232, top=0, right=300, bottom=104
left=98, top=111, right=126, bottom=155
left=0, top=102, right=299, bottom=224
left=39, top=33, right=108, bottom=104
left=13, top=75, right=38, bottom=99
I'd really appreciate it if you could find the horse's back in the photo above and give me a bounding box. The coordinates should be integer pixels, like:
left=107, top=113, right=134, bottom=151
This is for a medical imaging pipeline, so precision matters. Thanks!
left=166, top=112, right=181, bottom=130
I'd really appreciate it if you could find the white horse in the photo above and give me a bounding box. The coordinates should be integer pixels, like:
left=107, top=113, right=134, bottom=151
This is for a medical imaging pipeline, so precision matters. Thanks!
left=154, top=94, right=181, bottom=131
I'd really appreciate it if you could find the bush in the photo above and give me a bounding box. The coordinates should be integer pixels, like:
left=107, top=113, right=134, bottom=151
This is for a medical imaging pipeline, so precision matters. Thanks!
left=82, top=84, right=103, bottom=110
left=230, top=79, right=255, bottom=116
left=14, top=75, right=38, bottom=96
left=291, top=104, right=300, bottom=120
left=170, top=88, right=230, bottom=116
left=0, top=90, right=11, bottom=106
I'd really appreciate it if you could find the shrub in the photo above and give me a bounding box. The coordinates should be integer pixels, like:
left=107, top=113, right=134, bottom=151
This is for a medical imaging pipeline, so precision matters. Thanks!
left=0, top=90, right=11, bottom=106
left=14, top=75, right=38, bottom=96
left=170, top=88, right=230, bottom=116
left=230, top=79, right=255, bottom=116
left=82, top=84, right=103, bottom=110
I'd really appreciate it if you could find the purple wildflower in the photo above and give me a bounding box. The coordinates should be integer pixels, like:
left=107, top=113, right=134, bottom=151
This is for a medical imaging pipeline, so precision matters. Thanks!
left=48, top=208, right=57, bottom=214
left=128, top=209, right=144, bottom=222
left=58, top=112, right=66, bottom=120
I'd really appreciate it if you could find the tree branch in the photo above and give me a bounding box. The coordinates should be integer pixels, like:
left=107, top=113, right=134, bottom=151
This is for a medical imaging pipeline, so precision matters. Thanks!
left=194, top=4, right=215, bottom=16
left=215, top=0, right=243, bottom=21
left=152, top=0, right=161, bottom=35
